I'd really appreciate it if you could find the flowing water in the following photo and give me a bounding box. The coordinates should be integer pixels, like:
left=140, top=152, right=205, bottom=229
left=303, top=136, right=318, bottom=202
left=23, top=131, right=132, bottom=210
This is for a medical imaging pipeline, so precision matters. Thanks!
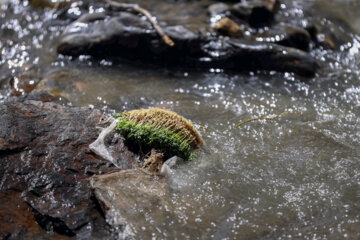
left=1, top=0, right=360, bottom=239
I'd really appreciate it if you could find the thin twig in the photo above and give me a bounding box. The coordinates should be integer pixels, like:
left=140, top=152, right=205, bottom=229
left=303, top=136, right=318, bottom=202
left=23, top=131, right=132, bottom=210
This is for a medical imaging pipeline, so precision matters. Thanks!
left=199, top=125, right=215, bottom=132
left=50, top=1, right=60, bottom=15
left=104, top=0, right=175, bottom=47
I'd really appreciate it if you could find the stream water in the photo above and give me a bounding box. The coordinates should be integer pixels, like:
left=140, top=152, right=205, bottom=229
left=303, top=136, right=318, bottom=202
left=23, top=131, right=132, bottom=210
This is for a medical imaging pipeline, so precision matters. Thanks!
left=1, top=0, right=360, bottom=239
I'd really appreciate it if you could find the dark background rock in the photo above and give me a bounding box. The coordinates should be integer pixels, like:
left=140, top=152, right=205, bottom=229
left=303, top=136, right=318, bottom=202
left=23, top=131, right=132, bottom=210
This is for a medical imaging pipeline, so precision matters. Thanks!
left=200, top=39, right=319, bottom=77
left=275, top=26, right=311, bottom=51
left=305, top=22, right=352, bottom=50
left=57, top=10, right=318, bottom=77
left=230, top=0, right=278, bottom=27
left=208, top=2, right=229, bottom=17
left=0, top=100, right=136, bottom=239
left=254, top=25, right=311, bottom=51
left=57, top=11, right=204, bottom=63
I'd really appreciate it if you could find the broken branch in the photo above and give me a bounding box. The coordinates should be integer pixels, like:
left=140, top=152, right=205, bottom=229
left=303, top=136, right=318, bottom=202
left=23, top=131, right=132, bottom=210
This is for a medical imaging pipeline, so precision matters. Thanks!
left=104, top=0, right=175, bottom=47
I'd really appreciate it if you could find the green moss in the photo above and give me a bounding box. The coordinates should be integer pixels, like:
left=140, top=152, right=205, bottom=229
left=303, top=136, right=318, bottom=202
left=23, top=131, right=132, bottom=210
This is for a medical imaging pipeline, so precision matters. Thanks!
left=115, top=118, right=196, bottom=160
left=114, top=113, right=124, bottom=119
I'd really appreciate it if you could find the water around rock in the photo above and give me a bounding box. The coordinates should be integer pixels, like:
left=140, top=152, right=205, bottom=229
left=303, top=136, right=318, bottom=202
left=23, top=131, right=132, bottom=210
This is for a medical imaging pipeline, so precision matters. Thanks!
left=1, top=0, right=360, bottom=239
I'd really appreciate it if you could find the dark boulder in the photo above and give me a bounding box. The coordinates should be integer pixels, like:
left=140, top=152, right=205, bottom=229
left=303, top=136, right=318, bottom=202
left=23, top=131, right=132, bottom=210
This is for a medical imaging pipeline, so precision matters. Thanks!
left=57, top=11, right=318, bottom=77
left=0, top=100, right=136, bottom=239
left=57, top=11, right=203, bottom=61
left=230, top=0, right=279, bottom=27
left=200, top=39, right=318, bottom=77
left=254, top=25, right=311, bottom=51
left=305, top=22, right=352, bottom=50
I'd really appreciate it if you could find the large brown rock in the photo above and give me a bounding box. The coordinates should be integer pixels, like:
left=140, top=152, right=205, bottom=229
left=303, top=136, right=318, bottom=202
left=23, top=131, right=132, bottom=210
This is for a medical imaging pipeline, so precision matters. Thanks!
left=0, top=100, right=136, bottom=239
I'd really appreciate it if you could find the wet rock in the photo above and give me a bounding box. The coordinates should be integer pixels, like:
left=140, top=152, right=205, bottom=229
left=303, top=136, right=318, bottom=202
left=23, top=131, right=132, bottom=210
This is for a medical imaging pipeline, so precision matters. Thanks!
left=9, top=76, right=35, bottom=96
left=262, top=0, right=280, bottom=13
left=255, top=25, right=311, bottom=51
left=316, top=33, right=336, bottom=50
left=57, top=11, right=202, bottom=61
left=208, top=2, right=230, bottom=16
left=0, top=190, right=49, bottom=240
left=230, top=0, right=278, bottom=27
left=276, top=26, right=311, bottom=51
left=24, top=90, right=69, bottom=103
left=91, top=165, right=213, bottom=239
left=0, top=100, right=136, bottom=239
left=305, top=23, right=351, bottom=50
left=0, top=67, right=69, bottom=103
left=300, top=3, right=354, bottom=51
left=0, top=74, right=10, bottom=92
left=1, top=66, right=40, bottom=97
left=213, top=17, right=243, bottom=37
left=25, top=70, right=89, bottom=104
left=29, top=0, right=72, bottom=9
left=200, top=39, right=318, bottom=77
left=57, top=10, right=318, bottom=77
left=57, top=11, right=162, bottom=57
left=90, top=169, right=168, bottom=239
left=9, top=68, right=40, bottom=97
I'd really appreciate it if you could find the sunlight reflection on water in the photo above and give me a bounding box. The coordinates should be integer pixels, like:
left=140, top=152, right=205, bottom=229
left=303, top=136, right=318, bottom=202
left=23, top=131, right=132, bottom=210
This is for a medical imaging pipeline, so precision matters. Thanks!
left=0, top=0, right=360, bottom=238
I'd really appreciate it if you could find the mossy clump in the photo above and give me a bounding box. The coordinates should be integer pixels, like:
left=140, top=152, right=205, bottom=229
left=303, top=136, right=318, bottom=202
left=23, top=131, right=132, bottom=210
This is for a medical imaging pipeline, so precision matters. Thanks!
left=115, top=108, right=204, bottom=160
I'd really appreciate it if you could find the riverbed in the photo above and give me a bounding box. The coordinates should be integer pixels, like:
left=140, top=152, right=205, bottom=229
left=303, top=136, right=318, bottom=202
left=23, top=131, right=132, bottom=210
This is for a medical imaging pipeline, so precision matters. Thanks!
left=1, top=0, right=359, bottom=239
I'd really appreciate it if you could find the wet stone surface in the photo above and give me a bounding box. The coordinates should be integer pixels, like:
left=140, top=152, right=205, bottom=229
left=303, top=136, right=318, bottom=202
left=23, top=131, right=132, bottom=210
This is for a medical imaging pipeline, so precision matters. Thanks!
left=57, top=5, right=319, bottom=77
left=57, top=11, right=203, bottom=60
left=90, top=169, right=168, bottom=239
left=0, top=100, right=136, bottom=239
left=1, top=0, right=360, bottom=239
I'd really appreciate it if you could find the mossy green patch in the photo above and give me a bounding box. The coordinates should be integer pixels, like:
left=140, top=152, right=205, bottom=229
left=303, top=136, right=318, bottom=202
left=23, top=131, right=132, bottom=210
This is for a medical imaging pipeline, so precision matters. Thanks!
left=115, top=117, right=196, bottom=160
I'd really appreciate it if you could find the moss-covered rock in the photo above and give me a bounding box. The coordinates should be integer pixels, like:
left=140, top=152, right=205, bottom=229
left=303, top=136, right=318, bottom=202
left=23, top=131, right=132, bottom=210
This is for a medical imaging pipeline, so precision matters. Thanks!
left=115, top=108, right=204, bottom=160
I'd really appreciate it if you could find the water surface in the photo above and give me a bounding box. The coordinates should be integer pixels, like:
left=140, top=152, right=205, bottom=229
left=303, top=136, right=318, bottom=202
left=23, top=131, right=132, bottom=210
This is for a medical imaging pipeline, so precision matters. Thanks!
left=1, top=0, right=359, bottom=239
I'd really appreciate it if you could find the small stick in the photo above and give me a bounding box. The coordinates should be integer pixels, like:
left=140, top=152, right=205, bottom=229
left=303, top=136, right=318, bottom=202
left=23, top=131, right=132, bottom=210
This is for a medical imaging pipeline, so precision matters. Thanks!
left=104, top=0, right=175, bottom=47
left=234, top=111, right=292, bottom=128
left=199, top=125, right=215, bottom=132
left=51, top=1, right=60, bottom=14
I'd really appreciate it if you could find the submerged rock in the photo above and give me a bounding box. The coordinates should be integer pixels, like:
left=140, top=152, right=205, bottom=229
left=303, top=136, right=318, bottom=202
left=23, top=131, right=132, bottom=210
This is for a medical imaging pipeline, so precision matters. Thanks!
left=57, top=10, right=318, bottom=77
left=90, top=169, right=168, bottom=239
left=0, top=100, right=136, bottom=239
